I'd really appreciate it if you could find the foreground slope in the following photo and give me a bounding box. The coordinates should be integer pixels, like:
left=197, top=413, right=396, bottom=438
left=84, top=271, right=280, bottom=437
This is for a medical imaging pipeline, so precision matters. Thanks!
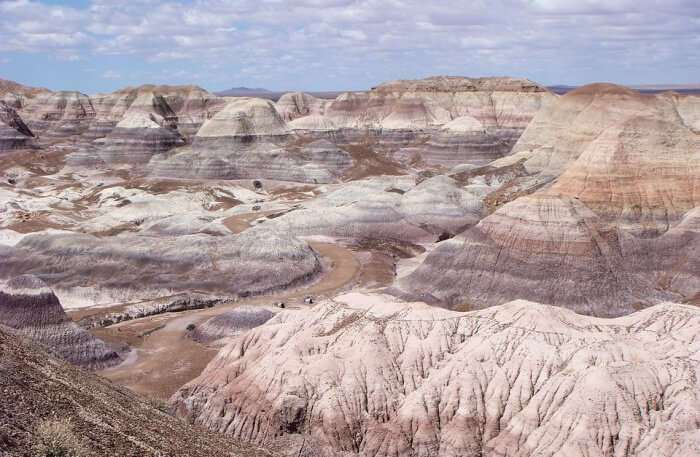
left=0, top=324, right=274, bottom=457
left=172, top=293, right=700, bottom=457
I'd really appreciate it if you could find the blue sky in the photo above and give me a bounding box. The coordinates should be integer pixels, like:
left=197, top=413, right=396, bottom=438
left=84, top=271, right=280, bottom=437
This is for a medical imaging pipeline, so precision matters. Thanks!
left=1, top=0, right=698, bottom=93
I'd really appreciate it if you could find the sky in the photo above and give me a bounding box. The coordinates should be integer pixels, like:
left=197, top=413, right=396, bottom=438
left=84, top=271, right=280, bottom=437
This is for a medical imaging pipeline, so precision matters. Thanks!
left=0, top=0, right=698, bottom=94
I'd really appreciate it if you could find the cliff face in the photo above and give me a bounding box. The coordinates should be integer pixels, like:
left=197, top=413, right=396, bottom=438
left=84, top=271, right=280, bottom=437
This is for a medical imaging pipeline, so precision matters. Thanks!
left=172, top=293, right=700, bottom=457
left=0, top=101, right=36, bottom=152
left=0, top=275, right=121, bottom=369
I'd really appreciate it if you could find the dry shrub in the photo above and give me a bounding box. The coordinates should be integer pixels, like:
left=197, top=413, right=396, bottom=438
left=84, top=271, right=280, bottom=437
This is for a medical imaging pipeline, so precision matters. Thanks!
left=33, top=418, right=85, bottom=457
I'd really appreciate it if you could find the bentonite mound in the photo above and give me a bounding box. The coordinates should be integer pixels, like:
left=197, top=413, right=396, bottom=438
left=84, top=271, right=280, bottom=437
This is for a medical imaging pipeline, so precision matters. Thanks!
left=254, top=174, right=484, bottom=243
left=190, top=305, right=276, bottom=344
left=171, top=293, right=700, bottom=457
left=392, top=194, right=692, bottom=316
left=549, top=115, right=700, bottom=237
left=19, top=91, right=97, bottom=140
left=510, top=83, right=695, bottom=181
left=148, top=97, right=354, bottom=183
left=0, top=230, right=322, bottom=307
left=0, top=323, right=274, bottom=457
left=0, top=275, right=121, bottom=369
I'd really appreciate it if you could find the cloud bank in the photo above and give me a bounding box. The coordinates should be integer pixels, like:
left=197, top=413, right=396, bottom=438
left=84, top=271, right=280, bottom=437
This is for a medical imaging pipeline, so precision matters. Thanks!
left=0, top=0, right=698, bottom=92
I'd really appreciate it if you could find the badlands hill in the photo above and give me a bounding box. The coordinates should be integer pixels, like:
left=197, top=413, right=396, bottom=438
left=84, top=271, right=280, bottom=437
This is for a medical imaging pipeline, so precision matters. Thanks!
left=0, top=76, right=555, bottom=183
left=0, top=74, right=698, bottom=457
left=0, top=323, right=274, bottom=457
left=0, top=78, right=696, bottom=314
left=172, top=293, right=700, bottom=457
left=393, top=83, right=700, bottom=315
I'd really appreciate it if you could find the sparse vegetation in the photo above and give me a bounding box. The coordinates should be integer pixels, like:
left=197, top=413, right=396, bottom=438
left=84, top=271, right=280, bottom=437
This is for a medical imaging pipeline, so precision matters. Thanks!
left=33, top=419, right=85, bottom=457
left=148, top=397, right=171, bottom=414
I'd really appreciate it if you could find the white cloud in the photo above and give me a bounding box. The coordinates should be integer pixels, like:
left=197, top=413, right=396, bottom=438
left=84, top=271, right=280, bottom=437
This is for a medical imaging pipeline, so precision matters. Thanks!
left=341, top=29, right=367, bottom=41
left=0, top=0, right=698, bottom=87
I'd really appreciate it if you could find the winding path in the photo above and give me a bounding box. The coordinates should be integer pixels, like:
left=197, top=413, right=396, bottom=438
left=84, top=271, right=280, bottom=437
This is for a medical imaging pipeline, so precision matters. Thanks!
left=95, top=242, right=361, bottom=400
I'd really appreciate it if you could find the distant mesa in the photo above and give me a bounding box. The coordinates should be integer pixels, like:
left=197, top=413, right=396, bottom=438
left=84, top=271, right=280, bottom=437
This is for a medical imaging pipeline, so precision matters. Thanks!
left=215, top=86, right=273, bottom=97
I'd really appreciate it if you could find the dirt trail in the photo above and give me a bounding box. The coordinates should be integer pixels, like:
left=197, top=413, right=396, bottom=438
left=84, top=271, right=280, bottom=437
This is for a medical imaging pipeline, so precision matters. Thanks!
left=97, top=242, right=360, bottom=401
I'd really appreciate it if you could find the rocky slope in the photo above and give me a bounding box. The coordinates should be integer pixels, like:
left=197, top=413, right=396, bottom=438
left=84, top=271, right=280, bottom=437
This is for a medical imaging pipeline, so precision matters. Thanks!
left=393, top=84, right=700, bottom=315
left=172, top=293, right=700, bottom=457
left=0, top=275, right=121, bottom=369
left=0, top=323, right=274, bottom=457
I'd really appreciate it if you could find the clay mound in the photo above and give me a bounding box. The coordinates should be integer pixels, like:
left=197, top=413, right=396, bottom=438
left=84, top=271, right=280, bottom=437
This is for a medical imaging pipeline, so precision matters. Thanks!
left=61, top=84, right=226, bottom=162
left=0, top=274, right=121, bottom=369
left=395, top=83, right=700, bottom=314
left=393, top=194, right=641, bottom=315
left=398, top=175, right=484, bottom=234
left=441, top=114, right=485, bottom=132
left=108, top=85, right=227, bottom=136
left=85, top=107, right=186, bottom=166
left=550, top=115, right=700, bottom=237
left=20, top=91, right=96, bottom=138
left=276, top=92, right=328, bottom=121
left=190, top=305, right=276, bottom=344
left=324, top=76, right=556, bottom=132
left=511, top=82, right=682, bottom=180
left=148, top=135, right=353, bottom=183
left=171, top=294, right=700, bottom=457
left=0, top=324, right=274, bottom=457
left=148, top=98, right=354, bottom=183
left=197, top=98, right=290, bottom=138
left=312, top=76, right=556, bottom=167
left=0, top=78, right=52, bottom=108
left=393, top=190, right=698, bottom=315
left=68, top=90, right=196, bottom=166
left=256, top=175, right=482, bottom=243
left=0, top=231, right=322, bottom=307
